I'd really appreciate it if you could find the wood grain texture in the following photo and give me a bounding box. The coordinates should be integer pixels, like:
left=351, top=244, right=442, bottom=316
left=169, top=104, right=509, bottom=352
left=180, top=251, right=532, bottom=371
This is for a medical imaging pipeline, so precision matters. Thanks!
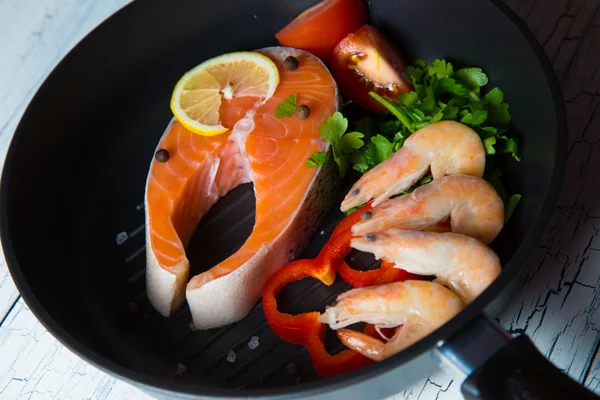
left=503, top=0, right=599, bottom=82
left=1, top=0, right=600, bottom=399
left=0, top=299, right=151, bottom=399
left=0, top=255, right=18, bottom=324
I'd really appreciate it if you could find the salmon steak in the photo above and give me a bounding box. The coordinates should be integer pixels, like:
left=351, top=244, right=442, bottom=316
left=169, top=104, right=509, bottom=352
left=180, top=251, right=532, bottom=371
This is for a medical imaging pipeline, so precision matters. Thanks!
left=144, top=47, right=339, bottom=329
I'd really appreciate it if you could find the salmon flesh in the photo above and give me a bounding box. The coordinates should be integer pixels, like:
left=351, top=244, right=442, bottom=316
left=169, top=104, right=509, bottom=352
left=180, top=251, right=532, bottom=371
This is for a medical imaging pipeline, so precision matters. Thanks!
left=144, top=47, right=339, bottom=329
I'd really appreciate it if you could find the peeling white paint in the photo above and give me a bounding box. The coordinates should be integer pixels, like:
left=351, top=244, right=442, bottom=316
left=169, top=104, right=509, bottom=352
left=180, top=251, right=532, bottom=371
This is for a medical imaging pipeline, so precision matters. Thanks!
left=1, top=0, right=600, bottom=399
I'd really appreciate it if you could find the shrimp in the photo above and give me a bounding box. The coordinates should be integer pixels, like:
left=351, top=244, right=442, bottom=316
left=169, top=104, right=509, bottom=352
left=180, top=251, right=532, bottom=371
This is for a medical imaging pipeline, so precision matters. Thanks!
left=318, top=280, right=463, bottom=361
left=351, top=230, right=501, bottom=304
left=340, top=120, right=485, bottom=212
left=352, top=174, right=504, bottom=245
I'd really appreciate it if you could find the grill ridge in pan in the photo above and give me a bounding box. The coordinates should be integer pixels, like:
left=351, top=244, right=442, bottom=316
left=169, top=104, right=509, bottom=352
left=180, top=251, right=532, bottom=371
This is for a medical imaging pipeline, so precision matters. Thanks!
left=116, top=183, right=355, bottom=389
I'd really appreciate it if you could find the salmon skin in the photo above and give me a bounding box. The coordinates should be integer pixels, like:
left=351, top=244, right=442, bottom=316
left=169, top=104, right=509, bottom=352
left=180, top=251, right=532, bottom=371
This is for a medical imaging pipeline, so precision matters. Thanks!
left=144, top=47, right=339, bottom=329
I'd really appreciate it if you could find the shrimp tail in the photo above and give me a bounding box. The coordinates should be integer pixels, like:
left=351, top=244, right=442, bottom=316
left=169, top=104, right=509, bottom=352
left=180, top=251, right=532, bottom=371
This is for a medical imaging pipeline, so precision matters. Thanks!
left=338, top=329, right=387, bottom=362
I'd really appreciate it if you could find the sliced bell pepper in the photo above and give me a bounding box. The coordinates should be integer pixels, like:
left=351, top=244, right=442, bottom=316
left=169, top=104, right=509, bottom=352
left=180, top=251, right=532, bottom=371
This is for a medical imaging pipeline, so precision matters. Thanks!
left=262, top=257, right=376, bottom=378
left=262, top=203, right=419, bottom=378
left=338, top=257, right=419, bottom=287
left=304, top=315, right=375, bottom=378
left=263, top=258, right=335, bottom=344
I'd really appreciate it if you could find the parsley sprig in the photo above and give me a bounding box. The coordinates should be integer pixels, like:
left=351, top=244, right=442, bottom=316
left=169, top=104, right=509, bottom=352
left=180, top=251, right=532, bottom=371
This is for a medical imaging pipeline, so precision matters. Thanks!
left=305, top=58, right=522, bottom=221
left=308, top=58, right=520, bottom=174
left=305, top=112, right=365, bottom=177
left=275, top=94, right=297, bottom=118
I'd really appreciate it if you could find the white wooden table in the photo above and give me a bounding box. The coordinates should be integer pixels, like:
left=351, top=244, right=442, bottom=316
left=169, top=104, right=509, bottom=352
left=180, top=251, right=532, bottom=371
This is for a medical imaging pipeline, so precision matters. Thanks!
left=1, top=0, right=600, bottom=398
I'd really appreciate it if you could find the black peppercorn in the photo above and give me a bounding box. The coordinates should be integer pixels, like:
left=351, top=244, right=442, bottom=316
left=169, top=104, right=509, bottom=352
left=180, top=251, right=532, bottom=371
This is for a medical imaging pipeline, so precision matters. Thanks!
left=284, top=56, right=299, bottom=71
left=295, top=104, right=310, bottom=120
left=155, top=149, right=170, bottom=162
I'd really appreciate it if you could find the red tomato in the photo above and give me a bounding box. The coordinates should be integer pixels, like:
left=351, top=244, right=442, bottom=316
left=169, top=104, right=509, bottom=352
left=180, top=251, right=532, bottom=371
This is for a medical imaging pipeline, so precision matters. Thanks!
left=275, top=0, right=368, bottom=65
left=331, top=25, right=413, bottom=112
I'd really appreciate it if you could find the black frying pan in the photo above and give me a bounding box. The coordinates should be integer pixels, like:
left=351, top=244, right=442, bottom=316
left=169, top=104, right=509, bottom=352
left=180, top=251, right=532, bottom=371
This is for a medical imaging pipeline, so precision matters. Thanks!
left=0, top=0, right=591, bottom=398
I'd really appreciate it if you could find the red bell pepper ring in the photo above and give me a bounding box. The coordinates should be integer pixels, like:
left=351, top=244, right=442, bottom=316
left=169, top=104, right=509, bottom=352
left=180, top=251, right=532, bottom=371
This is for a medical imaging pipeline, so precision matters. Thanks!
left=263, top=258, right=336, bottom=345
left=262, top=258, right=380, bottom=378
left=304, top=316, right=376, bottom=378
left=262, top=203, right=419, bottom=377
left=338, top=257, right=419, bottom=287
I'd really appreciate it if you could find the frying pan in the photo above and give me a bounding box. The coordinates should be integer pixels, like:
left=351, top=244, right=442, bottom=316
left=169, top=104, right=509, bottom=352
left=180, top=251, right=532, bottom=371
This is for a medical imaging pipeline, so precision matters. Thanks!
left=0, top=0, right=591, bottom=398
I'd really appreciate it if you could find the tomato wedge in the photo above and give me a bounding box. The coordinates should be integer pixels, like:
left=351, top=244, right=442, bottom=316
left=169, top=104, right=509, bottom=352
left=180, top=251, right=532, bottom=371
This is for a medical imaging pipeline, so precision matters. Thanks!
left=331, top=25, right=413, bottom=112
left=275, top=0, right=368, bottom=65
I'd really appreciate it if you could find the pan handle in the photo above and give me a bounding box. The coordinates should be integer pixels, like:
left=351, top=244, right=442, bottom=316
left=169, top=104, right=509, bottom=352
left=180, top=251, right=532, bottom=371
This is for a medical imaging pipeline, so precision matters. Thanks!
left=437, top=315, right=599, bottom=400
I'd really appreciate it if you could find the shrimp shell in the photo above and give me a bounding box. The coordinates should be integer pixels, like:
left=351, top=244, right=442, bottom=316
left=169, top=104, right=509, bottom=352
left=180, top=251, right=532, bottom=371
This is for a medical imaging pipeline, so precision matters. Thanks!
left=341, top=121, right=485, bottom=212
left=351, top=230, right=502, bottom=304
left=351, top=174, right=504, bottom=245
left=318, top=280, right=463, bottom=361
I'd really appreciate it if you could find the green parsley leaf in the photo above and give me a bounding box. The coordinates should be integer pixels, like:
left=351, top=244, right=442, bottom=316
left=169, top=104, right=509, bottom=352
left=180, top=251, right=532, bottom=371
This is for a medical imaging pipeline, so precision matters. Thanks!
left=406, top=66, right=425, bottom=86
left=320, top=112, right=348, bottom=143
left=351, top=152, right=370, bottom=173
left=275, top=94, right=297, bottom=118
left=483, top=87, right=504, bottom=105
left=461, top=109, right=488, bottom=126
left=399, top=91, right=420, bottom=107
left=319, top=112, right=348, bottom=176
left=481, top=126, right=497, bottom=133
left=439, top=77, right=470, bottom=98
left=466, top=100, right=488, bottom=113
left=488, top=102, right=511, bottom=126
left=422, top=86, right=437, bottom=114
left=305, top=151, right=329, bottom=168
left=442, top=106, right=459, bottom=120
left=455, top=67, right=489, bottom=90
left=340, top=131, right=365, bottom=154
left=483, top=137, right=496, bottom=155
left=371, top=135, right=394, bottom=161
left=313, top=112, right=368, bottom=177
left=504, top=194, right=521, bottom=222
left=427, top=59, right=453, bottom=79
left=430, top=110, right=444, bottom=123
left=354, top=134, right=396, bottom=173
left=414, top=58, right=427, bottom=69
left=393, top=131, right=406, bottom=151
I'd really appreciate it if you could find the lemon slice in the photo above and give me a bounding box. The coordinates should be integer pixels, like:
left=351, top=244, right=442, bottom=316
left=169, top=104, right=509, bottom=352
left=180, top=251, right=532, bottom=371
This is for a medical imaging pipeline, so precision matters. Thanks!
left=170, top=51, right=279, bottom=136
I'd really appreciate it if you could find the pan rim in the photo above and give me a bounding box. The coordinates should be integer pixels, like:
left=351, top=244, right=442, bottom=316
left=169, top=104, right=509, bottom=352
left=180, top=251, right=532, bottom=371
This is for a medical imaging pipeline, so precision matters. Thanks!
left=0, top=0, right=567, bottom=398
